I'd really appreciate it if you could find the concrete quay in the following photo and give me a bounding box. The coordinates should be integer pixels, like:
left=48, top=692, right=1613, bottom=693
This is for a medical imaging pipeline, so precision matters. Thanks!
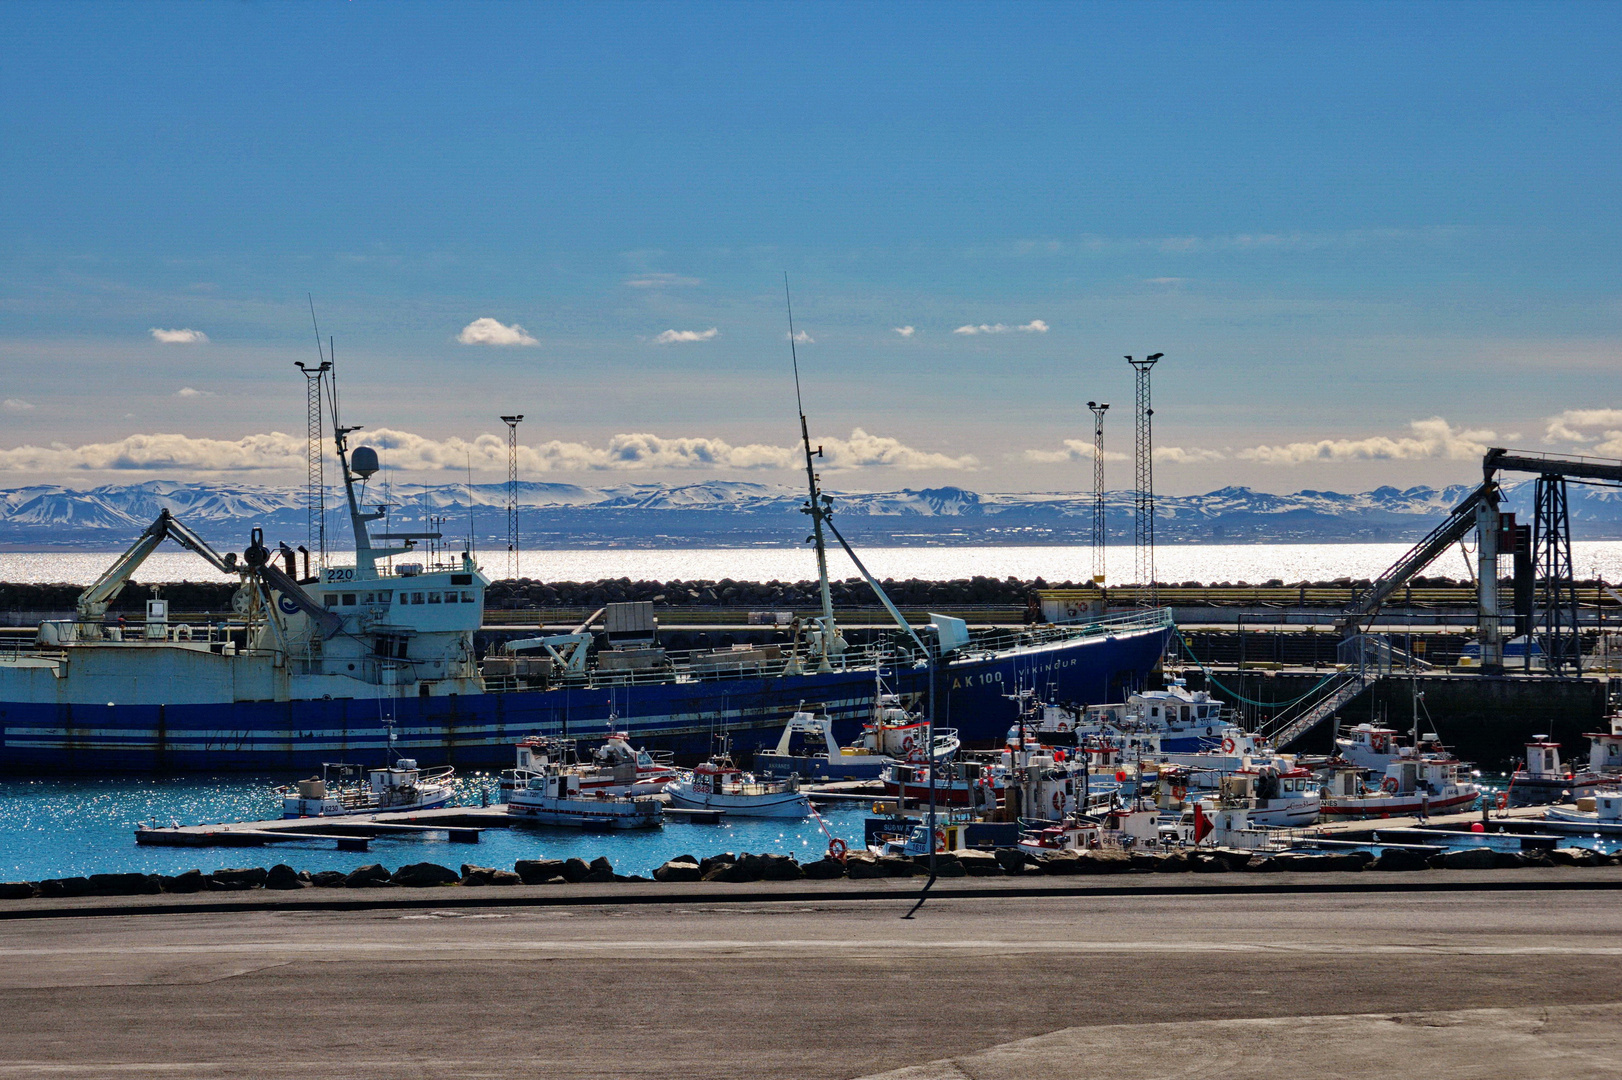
left=0, top=872, right=1619, bottom=1078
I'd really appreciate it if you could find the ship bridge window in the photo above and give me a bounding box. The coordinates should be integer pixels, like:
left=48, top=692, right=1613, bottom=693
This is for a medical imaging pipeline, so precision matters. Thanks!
left=443, top=591, right=459, bottom=603
left=324, top=595, right=339, bottom=608
left=413, top=592, right=424, bottom=604
left=341, top=593, right=356, bottom=606
left=462, top=591, right=476, bottom=603
left=451, top=574, right=472, bottom=586
left=428, top=591, right=442, bottom=604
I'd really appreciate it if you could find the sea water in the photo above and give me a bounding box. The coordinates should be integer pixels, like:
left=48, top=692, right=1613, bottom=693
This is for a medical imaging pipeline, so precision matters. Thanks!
left=9, top=541, right=1622, bottom=586
left=0, top=774, right=874, bottom=882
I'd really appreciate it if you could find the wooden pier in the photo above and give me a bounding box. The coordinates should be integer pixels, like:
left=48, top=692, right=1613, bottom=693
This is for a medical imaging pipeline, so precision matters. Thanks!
left=135, top=800, right=727, bottom=849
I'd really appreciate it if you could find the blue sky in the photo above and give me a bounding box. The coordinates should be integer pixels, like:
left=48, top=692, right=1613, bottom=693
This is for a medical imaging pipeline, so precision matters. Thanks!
left=2, top=1, right=1619, bottom=494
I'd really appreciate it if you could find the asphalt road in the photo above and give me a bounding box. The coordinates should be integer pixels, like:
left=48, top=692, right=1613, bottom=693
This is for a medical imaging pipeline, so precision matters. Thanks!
left=2, top=884, right=1620, bottom=1079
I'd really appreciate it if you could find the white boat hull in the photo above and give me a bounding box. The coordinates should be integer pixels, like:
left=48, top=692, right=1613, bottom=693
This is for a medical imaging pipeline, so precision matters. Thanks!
left=506, top=794, right=662, bottom=829
left=664, top=784, right=810, bottom=818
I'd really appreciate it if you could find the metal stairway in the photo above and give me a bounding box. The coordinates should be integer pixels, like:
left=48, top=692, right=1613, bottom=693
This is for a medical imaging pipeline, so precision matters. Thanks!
left=1263, top=668, right=1380, bottom=749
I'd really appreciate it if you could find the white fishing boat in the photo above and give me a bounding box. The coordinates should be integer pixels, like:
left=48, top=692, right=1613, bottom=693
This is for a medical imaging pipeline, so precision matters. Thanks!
left=1541, top=790, right=1622, bottom=832
left=280, top=758, right=455, bottom=818
left=665, top=748, right=811, bottom=818
left=754, top=698, right=959, bottom=782
left=1051, top=679, right=1230, bottom=752
left=497, top=731, right=677, bottom=800
left=505, top=739, right=663, bottom=829
left=1318, top=754, right=1481, bottom=818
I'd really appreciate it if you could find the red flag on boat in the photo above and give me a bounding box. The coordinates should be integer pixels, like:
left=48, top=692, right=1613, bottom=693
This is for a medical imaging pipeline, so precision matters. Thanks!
left=1193, top=803, right=1213, bottom=844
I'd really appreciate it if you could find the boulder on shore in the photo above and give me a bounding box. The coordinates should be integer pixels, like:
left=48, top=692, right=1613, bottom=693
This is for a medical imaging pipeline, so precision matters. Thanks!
left=343, top=864, right=394, bottom=889
left=391, top=862, right=461, bottom=888
left=654, top=856, right=702, bottom=883
left=264, top=864, right=306, bottom=890
left=514, top=859, right=564, bottom=885
left=801, top=857, right=846, bottom=880
left=209, top=867, right=269, bottom=891
left=560, top=857, right=592, bottom=883
left=0, top=881, right=38, bottom=900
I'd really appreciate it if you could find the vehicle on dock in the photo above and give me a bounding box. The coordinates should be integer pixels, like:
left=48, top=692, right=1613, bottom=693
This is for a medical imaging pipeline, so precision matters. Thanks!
left=1317, top=754, right=1481, bottom=818
left=497, top=731, right=677, bottom=801
left=279, top=758, right=455, bottom=818
left=665, top=743, right=811, bottom=818
left=504, top=738, right=663, bottom=829
left=753, top=696, right=960, bottom=782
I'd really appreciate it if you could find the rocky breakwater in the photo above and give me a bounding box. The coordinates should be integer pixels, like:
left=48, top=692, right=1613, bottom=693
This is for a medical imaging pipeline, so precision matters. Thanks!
left=3, top=845, right=1617, bottom=902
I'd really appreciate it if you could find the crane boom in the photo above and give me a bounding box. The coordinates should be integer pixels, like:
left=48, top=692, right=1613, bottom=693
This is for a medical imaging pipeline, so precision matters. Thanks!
left=76, top=509, right=240, bottom=621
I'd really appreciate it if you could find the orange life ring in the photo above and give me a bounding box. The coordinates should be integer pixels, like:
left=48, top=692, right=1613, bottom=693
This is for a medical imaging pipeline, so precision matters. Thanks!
left=1380, top=776, right=1399, bottom=794
left=1221, top=737, right=1237, bottom=754
left=1056, top=721, right=1070, bottom=733
left=901, top=735, right=915, bottom=752
left=1371, top=734, right=1387, bottom=753
left=828, top=837, right=848, bottom=862
left=934, top=828, right=947, bottom=852
left=1052, top=791, right=1063, bottom=811
left=1171, top=785, right=1187, bottom=800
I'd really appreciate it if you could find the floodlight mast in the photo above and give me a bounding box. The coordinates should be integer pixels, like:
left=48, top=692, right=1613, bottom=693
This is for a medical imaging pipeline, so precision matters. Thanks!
left=1126, top=353, right=1163, bottom=604
left=1088, top=401, right=1109, bottom=583
left=501, top=415, right=524, bottom=580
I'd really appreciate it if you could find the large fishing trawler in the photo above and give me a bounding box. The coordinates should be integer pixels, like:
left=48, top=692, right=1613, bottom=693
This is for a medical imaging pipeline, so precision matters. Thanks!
left=0, top=359, right=1172, bottom=774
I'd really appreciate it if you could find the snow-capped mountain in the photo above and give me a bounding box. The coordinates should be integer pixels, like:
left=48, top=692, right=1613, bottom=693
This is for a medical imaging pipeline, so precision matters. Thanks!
left=4, top=477, right=1621, bottom=548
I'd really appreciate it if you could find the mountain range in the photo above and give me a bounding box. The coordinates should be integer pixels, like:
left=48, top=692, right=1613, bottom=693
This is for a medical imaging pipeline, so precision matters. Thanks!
left=4, top=477, right=1622, bottom=550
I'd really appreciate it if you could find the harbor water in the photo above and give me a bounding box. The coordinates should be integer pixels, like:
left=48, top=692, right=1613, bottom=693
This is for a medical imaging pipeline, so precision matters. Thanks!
left=0, top=774, right=873, bottom=882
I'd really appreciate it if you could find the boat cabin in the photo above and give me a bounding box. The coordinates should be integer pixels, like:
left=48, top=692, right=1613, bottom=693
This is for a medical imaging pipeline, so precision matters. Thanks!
left=1523, top=737, right=1568, bottom=781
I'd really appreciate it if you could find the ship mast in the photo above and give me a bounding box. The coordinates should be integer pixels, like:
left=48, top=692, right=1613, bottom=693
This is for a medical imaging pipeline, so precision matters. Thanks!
left=786, top=276, right=840, bottom=669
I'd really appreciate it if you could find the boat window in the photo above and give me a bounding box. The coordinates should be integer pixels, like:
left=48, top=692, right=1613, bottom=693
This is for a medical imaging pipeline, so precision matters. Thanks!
left=462, top=591, right=476, bottom=603
left=342, top=593, right=356, bottom=606
left=428, top=592, right=441, bottom=604
left=398, top=593, right=410, bottom=605
left=444, top=591, right=459, bottom=603
left=413, top=592, right=425, bottom=604
left=324, top=594, right=339, bottom=608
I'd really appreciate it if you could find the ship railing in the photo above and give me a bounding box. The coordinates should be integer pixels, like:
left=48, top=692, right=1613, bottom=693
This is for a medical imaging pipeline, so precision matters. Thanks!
left=480, top=608, right=1175, bottom=693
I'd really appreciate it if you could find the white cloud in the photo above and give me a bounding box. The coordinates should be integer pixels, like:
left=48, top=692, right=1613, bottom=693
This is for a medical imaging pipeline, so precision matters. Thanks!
left=2, top=399, right=34, bottom=412
left=1543, top=408, right=1622, bottom=444
left=787, top=330, right=814, bottom=344
left=1023, top=440, right=1130, bottom=464
left=625, top=273, right=702, bottom=288
left=457, top=318, right=539, bottom=346
left=893, top=326, right=915, bottom=338
left=654, top=327, right=719, bottom=344
left=952, top=320, right=1048, bottom=335
left=1154, top=445, right=1227, bottom=464
left=150, top=328, right=208, bottom=344
left=175, top=387, right=214, bottom=398
left=0, top=427, right=973, bottom=476
left=1237, top=418, right=1494, bottom=465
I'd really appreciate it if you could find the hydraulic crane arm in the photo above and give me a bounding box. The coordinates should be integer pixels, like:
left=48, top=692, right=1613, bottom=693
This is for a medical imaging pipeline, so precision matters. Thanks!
left=77, top=509, right=240, bottom=621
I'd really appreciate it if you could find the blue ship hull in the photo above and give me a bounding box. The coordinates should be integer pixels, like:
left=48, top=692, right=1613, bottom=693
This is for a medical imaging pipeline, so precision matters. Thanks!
left=0, top=624, right=1169, bottom=775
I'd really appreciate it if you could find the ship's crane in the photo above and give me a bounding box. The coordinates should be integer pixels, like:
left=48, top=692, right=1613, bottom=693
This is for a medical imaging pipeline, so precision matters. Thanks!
left=76, top=509, right=241, bottom=624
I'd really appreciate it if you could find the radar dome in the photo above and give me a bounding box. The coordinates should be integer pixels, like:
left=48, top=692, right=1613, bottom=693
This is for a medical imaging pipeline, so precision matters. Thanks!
left=351, top=446, right=380, bottom=479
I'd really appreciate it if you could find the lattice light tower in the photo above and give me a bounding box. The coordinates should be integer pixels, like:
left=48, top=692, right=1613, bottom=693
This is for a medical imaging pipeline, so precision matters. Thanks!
left=294, top=359, right=331, bottom=565
left=501, top=415, right=524, bottom=580
left=1126, top=353, right=1163, bottom=602
left=1087, top=401, right=1109, bottom=583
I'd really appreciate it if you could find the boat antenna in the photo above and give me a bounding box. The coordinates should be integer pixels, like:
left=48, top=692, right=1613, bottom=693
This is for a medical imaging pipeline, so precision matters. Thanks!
left=785, top=274, right=838, bottom=671
left=465, top=451, right=476, bottom=558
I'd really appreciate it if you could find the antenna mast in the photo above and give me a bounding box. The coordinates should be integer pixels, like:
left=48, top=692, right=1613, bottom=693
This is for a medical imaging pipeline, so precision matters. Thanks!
left=786, top=275, right=839, bottom=670
left=1126, top=354, right=1163, bottom=604
left=297, top=299, right=333, bottom=568
left=1088, top=400, right=1109, bottom=584
left=501, top=415, right=524, bottom=581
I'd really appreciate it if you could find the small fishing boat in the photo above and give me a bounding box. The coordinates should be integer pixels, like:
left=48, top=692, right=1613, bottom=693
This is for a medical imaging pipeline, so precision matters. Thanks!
left=665, top=744, right=811, bottom=818
left=498, top=731, right=677, bottom=800
left=280, top=758, right=456, bottom=818
left=754, top=699, right=959, bottom=781
left=1046, top=679, right=1230, bottom=752
left=1318, top=754, right=1481, bottom=818
left=505, top=739, right=663, bottom=829
left=1541, top=789, right=1622, bottom=831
